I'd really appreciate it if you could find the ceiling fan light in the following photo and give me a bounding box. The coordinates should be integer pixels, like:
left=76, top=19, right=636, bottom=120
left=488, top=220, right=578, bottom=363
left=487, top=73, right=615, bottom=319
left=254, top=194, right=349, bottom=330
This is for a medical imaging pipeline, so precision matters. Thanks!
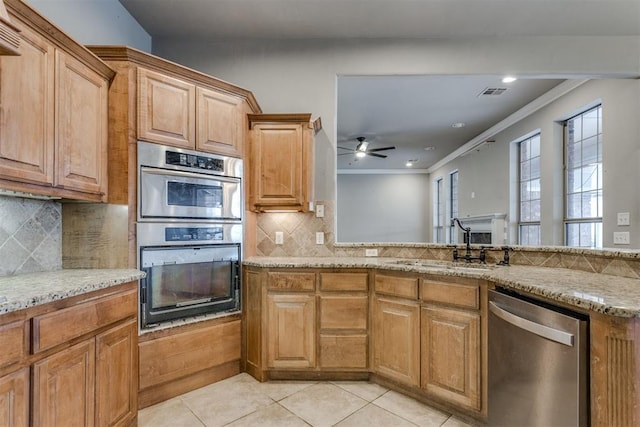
left=355, top=151, right=366, bottom=158
left=356, top=140, right=369, bottom=152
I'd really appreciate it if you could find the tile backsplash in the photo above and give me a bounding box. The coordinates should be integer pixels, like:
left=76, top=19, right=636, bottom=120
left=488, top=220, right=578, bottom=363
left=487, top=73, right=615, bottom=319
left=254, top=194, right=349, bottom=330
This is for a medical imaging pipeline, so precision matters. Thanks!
left=0, top=195, right=62, bottom=276
left=256, top=200, right=334, bottom=256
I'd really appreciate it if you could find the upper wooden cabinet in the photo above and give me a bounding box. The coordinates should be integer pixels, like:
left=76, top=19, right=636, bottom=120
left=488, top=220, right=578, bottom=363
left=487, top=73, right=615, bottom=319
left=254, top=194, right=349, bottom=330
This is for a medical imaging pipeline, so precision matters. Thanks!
left=248, top=113, right=321, bottom=212
left=0, top=0, right=113, bottom=202
left=138, top=68, right=195, bottom=149
left=136, top=65, right=247, bottom=157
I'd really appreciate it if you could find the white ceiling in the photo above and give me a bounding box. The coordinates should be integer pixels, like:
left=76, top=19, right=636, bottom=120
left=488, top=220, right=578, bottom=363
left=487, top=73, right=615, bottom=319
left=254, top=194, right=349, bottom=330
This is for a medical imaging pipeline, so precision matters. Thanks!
left=118, top=0, right=639, bottom=169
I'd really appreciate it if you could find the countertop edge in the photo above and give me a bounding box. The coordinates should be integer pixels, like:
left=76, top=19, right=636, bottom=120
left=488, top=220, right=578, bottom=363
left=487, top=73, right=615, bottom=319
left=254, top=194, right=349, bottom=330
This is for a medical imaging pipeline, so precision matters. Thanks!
left=243, top=257, right=640, bottom=318
left=0, top=269, right=146, bottom=315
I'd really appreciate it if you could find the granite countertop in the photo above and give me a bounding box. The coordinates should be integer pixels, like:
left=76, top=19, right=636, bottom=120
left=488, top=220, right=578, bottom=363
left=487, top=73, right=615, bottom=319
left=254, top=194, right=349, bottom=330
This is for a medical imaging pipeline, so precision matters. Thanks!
left=0, top=269, right=145, bottom=315
left=244, top=256, right=640, bottom=318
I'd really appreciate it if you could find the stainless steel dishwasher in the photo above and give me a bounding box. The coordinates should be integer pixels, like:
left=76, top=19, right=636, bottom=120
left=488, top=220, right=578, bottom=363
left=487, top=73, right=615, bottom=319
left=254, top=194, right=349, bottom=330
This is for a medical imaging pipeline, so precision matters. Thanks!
left=488, top=288, right=589, bottom=426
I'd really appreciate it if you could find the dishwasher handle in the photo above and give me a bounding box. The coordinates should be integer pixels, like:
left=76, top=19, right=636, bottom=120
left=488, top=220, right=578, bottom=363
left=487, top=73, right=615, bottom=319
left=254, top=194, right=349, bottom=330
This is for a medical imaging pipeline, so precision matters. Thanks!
left=489, top=301, right=574, bottom=347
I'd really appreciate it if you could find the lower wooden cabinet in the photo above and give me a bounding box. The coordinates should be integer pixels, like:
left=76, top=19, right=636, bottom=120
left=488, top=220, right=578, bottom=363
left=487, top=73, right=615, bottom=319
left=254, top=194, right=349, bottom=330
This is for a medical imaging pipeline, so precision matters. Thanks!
left=266, top=293, right=316, bottom=369
left=0, top=282, right=138, bottom=427
left=0, top=368, right=29, bottom=427
left=372, top=297, right=420, bottom=387
left=421, top=306, right=481, bottom=411
left=96, top=320, right=137, bottom=427
left=33, top=339, right=96, bottom=427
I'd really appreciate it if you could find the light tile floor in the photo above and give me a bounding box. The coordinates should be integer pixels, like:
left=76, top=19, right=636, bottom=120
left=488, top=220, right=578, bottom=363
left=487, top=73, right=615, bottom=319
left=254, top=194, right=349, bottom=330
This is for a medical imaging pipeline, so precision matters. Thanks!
left=138, top=373, right=477, bottom=427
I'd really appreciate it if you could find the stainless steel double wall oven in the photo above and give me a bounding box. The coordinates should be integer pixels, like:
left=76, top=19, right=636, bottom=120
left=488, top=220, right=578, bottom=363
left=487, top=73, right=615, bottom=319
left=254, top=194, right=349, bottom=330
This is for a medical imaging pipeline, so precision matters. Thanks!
left=137, top=141, right=243, bottom=328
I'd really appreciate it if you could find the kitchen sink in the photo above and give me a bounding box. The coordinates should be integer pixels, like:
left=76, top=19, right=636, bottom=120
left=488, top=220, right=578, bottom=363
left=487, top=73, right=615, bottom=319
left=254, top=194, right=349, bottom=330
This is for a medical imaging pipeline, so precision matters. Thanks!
left=389, top=259, right=495, bottom=272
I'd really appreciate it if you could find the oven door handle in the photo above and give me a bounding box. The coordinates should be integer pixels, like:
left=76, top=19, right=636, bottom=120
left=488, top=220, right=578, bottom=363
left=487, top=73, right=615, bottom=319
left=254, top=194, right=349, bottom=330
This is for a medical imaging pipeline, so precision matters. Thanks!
left=140, top=166, right=240, bottom=184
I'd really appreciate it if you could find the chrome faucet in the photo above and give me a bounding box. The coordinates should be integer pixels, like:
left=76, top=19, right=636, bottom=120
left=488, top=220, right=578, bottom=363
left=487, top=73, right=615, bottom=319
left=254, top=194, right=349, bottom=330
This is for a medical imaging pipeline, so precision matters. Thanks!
left=450, top=218, right=486, bottom=263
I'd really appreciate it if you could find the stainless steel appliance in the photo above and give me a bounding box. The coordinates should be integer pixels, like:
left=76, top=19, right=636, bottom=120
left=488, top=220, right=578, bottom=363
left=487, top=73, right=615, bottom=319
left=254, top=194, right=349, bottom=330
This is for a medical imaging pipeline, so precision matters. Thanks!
left=136, top=142, right=243, bottom=328
left=137, top=222, right=241, bottom=328
left=137, top=141, right=242, bottom=222
left=488, top=289, right=589, bottom=426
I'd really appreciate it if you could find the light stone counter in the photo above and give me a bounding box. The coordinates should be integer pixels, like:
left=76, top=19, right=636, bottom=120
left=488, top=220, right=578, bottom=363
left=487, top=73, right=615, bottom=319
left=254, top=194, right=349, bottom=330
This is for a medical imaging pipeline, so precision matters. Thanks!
left=0, top=269, right=145, bottom=314
left=244, top=256, right=640, bottom=318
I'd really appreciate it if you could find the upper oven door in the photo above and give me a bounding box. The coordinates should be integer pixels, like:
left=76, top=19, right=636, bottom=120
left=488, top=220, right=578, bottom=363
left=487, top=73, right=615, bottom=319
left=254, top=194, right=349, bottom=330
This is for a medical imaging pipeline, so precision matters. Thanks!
left=140, top=167, right=242, bottom=221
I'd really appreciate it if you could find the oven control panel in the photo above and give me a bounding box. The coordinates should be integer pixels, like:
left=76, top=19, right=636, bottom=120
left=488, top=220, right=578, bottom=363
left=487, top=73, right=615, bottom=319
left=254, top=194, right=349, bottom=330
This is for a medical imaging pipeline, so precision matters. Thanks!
left=165, top=226, right=224, bottom=242
left=166, top=151, right=224, bottom=172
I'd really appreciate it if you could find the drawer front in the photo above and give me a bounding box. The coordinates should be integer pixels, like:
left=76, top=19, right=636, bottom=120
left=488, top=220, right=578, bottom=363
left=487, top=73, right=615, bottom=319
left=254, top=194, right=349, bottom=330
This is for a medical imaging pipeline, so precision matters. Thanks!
left=33, top=289, right=137, bottom=353
left=320, top=296, right=368, bottom=330
left=268, top=272, right=316, bottom=291
left=374, top=274, right=418, bottom=299
left=421, top=280, right=479, bottom=309
left=319, top=334, right=367, bottom=369
left=320, top=272, right=368, bottom=292
left=0, top=321, right=26, bottom=368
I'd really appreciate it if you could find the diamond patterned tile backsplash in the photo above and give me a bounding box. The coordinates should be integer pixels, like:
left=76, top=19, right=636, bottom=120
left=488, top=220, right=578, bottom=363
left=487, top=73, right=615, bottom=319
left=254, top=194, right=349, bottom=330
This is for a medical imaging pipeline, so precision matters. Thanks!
left=0, top=195, right=62, bottom=276
left=256, top=200, right=335, bottom=256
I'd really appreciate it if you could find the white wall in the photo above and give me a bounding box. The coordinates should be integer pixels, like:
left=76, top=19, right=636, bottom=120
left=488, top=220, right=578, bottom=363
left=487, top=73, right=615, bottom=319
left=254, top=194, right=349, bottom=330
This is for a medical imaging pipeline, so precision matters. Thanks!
left=337, top=173, right=429, bottom=242
left=24, top=0, right=151, bottom=51
left=430, top=79, right=640, bottom=248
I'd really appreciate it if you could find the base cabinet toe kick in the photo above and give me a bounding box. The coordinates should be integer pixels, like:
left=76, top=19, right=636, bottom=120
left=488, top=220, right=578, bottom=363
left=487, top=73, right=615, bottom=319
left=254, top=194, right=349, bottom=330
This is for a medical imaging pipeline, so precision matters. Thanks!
left=243, top=265, right=640, bottom=426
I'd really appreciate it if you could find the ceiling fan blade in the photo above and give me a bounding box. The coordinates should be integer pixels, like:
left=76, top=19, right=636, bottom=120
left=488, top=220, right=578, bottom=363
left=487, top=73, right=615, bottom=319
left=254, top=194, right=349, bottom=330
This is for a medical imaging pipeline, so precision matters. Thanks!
left=367, top=146, right=396, bottom=152
left=367, top=152, right=387, bottom=158
left=337, top=146, right=354, bottom=151
left=338, top=152, right=355, bottom=156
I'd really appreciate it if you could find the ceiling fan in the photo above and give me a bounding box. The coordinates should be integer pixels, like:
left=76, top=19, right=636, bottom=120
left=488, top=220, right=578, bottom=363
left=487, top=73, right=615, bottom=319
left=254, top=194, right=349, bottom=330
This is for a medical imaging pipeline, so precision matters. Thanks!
left=338, top=136, right=396, bottom=159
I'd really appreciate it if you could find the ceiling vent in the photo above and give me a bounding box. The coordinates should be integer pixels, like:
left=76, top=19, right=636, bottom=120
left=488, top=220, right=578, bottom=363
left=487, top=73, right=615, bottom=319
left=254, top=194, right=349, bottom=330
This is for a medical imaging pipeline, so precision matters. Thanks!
left=478, top=87, right=508, bottom=97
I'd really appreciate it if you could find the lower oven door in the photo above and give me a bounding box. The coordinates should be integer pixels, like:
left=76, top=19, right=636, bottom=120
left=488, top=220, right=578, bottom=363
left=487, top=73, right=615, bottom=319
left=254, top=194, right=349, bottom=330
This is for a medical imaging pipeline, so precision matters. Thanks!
left=139, top=244, right=240, bottom=328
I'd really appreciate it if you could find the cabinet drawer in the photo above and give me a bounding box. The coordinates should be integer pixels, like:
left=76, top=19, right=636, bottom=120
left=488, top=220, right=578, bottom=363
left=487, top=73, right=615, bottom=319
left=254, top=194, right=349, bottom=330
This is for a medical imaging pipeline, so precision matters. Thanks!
left=33, top=289, right=137, bottom=353
left=421, top=280, right=479, bottom=309
left=374, top=274, right=418, bottom=299
left=268, top=272, right=316, bottom=291
left=0, top=321, right=26, bottom=368
left=320, top=334, right=367, bottom=369
left=320, top=272, right=368, bottom=292
left=320, top=296, right=368, bottom=330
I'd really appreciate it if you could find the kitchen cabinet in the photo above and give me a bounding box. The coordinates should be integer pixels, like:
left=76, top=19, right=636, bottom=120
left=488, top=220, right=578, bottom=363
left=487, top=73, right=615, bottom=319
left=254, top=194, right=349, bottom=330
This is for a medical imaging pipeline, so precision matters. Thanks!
left=243, top=267, right=370, bottom=380
left=420, top=278, right=482, bottom=413
left=372, top=273, right=420, bottom=387
left=0, top=0, right=112, bottom=202
left=0, top=0, right=19, bottom=56
left=0, top=281, right=137, bottom=427
left=137, top=66, right=245, bottom=157
left=0, top=368, right=28, bottom=427
left=247, top=114, right=320, bottom=212
left=33, top=339, right=96, bottom=426
left=319, top=272, right=368, bottom=369
left=266, top=293, right=316, bottom=369
left=137, top=67, right=195, bottom=149
left=372, top=295, right=420, bottom=387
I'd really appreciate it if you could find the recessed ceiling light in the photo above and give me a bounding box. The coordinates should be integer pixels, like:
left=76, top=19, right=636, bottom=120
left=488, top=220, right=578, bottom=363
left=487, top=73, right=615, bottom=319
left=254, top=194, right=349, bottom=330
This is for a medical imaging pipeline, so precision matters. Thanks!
left=424, top=146, right=435, bottom=151
left=452, top=122, right=465, bottom=128
left=406, top=159, right=418, bottom=167
left=502, top=76, right=517, bottom=83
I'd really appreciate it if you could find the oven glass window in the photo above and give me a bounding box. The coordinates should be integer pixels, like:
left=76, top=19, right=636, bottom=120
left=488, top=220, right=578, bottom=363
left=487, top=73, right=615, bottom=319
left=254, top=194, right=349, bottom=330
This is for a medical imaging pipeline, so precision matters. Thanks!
left=149, top=260, right=233, bottom=308
left=167, top=181, right=222, bottom=208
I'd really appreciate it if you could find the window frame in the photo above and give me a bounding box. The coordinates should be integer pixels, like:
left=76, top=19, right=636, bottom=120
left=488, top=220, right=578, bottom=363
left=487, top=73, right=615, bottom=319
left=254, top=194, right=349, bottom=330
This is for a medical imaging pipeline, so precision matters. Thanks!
left=517, top=133, right=542, bottom=246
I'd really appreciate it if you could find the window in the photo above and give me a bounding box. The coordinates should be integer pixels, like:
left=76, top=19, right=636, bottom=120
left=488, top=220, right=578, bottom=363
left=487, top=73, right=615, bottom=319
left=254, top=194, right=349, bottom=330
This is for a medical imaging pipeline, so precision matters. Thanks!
left=433, top=178, right=444, bottom=243
left=565, top=105, right=602, bottom=248
left=518, top=134, right=541, bottom=245
left=448, top=171, right=458, bottom=243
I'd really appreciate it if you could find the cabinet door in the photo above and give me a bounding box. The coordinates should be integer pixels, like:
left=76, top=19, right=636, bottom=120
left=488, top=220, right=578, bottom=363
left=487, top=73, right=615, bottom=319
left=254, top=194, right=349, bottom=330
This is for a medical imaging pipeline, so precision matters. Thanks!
left=33, top=339, right=96, bottom=427
left=0, top=19, right=54, bottom=186
left=250, top=122, right=303, bottom=208
left=421, top=306, right=480, bottom=411
left=196, top=87, right=242, bottom=156
left=55, top=50, right=108, bottom=197
left=96, top=320, right=137, bottom=427
left=0, top=368, right=29, bottom=427
left=267, top=293, right=315, bottom=369
left=137, top=68, right=195, bottom=149
left=372, top=297, right=420, bottom=386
